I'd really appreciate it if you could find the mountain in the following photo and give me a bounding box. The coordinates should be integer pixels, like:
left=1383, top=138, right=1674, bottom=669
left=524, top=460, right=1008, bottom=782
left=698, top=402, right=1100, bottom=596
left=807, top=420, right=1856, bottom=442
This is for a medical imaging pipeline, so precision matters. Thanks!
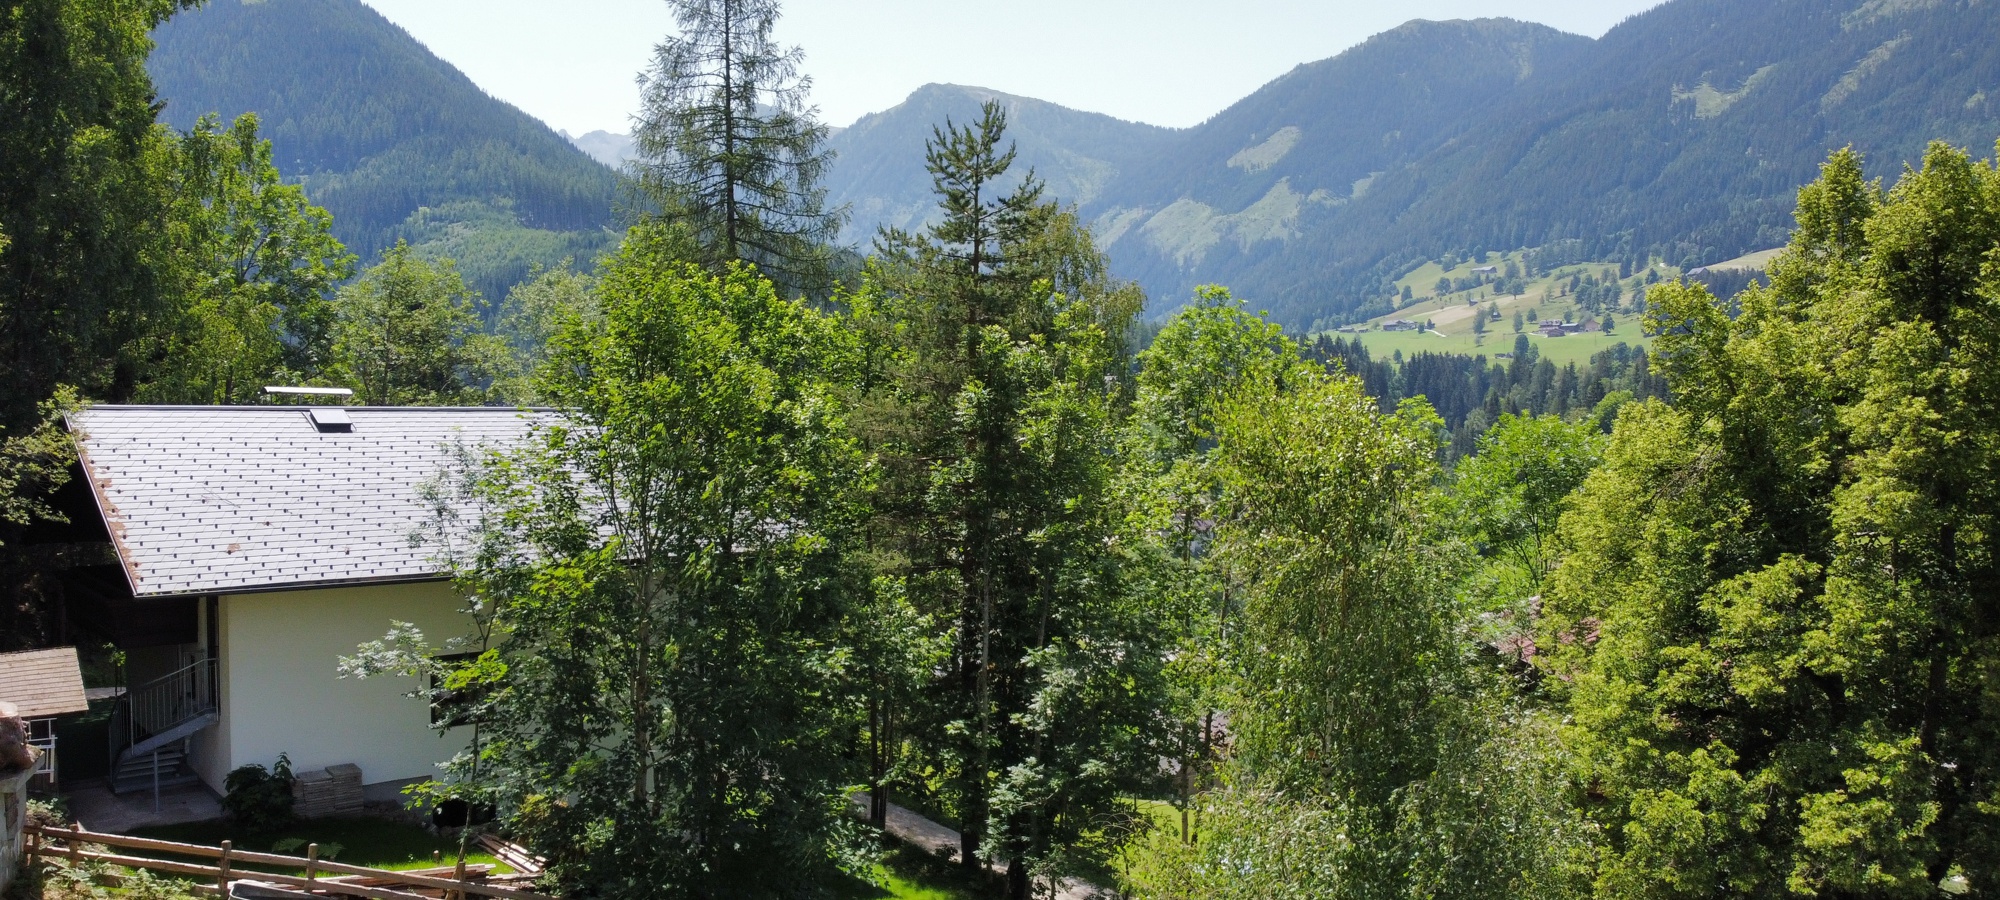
left=1077, top=0, right=2000, bottom=326
left=1082, top=18, right=1593, bottom=316
left=148, top=0, right=621, bottom=305
left=567, top=130, right=638, bottom=169
left=820, top=2, right=2000, bottom=328
left=822, top=84, right=1179, bottom=246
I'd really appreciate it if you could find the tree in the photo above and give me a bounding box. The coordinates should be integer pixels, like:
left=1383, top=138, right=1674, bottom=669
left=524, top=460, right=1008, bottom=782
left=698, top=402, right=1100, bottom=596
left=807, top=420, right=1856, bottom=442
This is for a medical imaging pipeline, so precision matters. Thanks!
left=634, top=0, right=842, bottom=296
left=1452, top=414, right=1606, bottom=596
left=330, top=241, right=504, bottom=405
left=1127, top=286, right=1314, bottom=844
left=347, top=230, right=868, bottom=897
left=491, top=262, right=597, bottom=403
left=0, top=0, right=201, bottom=648
left=1543, top=143, right=2000, bottom=898
left=0, top=0, right=198, bottom=431
left=857, top=101, right=1162, bottom=898
left=1135, top=371, right=1584, bottom=899
left=138, top=113, right=354, bottom=404
left=1514, top=309, right=1527, bottom=333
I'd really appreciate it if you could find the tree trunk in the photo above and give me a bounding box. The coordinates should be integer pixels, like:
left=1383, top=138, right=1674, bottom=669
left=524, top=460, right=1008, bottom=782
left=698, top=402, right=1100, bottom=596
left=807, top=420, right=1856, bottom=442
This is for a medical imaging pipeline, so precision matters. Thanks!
left=1005, top=857, right=1030, bottom=900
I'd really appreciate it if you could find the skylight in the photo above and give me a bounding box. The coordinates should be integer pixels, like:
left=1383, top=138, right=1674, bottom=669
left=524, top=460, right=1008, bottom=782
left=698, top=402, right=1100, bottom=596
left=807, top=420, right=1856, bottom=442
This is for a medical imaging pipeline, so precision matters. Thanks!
left=308, top=408, right=354, bottom=433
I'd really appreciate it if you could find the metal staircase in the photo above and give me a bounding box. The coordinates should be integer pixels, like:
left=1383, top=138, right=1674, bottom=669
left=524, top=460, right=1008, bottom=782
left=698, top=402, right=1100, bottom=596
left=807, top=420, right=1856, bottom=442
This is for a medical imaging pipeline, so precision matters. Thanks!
left=109, top=658, right=218, bottom=799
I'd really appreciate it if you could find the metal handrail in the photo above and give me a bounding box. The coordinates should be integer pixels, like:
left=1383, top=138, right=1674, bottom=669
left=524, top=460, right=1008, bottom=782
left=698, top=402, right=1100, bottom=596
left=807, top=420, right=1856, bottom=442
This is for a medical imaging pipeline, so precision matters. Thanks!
left=112, top=658, right=218, bottom=761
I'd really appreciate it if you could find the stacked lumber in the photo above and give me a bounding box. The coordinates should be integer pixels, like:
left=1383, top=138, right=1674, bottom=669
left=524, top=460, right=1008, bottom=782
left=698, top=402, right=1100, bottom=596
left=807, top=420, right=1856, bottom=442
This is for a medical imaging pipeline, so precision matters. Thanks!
left=291, top=764, right=364, bottom=819
left=474, top=835, right=544, bottom=876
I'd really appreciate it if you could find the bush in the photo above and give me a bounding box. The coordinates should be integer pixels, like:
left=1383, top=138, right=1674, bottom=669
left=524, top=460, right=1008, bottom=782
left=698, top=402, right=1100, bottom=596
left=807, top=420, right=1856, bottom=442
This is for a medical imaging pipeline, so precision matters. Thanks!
left=221, top=753, right=295, bottom=832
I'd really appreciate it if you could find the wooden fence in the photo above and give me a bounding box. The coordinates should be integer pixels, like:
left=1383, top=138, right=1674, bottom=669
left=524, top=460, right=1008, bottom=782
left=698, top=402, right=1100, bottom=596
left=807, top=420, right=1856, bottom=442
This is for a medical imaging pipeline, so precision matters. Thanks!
left=24, top=824, right=554, bottom=900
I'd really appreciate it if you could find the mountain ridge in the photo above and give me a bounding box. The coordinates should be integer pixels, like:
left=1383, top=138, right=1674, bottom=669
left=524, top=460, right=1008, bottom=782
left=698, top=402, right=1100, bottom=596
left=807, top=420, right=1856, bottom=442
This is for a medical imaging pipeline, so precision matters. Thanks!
left=148, top=0, right=622, bottom=303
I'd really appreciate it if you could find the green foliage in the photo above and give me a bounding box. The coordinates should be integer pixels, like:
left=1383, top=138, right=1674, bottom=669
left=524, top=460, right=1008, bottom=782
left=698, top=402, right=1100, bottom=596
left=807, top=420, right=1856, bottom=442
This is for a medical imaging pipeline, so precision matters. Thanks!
left=0, top=0, right=196, bottom=429
left=1545, top=142, right=2000, bottom=897
left=0, top=389, right=81, bottom=552
left=635, top=0, right=841, bottom=295
left=138, top=113, right=355, bottom=403
left=1124, top=286, right=1314, bottom=836
left=489, top=262, right=598, bottom=403
left=222, top=754, right=297, bottom=833
left=352, top=231, right=868, bottom=898
left=330, top=241, right=507, bottom=406
left=857, top=100, right=1162, bottom=898
left=1451, top=413, right=1607, bottom=595
left=1311, top=336, right=1666, bottom=459
left=1132, top=369, right=1586, bottom=899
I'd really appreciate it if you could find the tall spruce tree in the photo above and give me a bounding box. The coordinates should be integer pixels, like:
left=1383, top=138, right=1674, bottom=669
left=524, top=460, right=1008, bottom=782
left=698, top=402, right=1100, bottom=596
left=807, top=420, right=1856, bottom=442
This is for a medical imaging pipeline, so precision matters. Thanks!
left=634, top=0, right=841, bottom=297
left=856, top=101, right=1160, bottom=898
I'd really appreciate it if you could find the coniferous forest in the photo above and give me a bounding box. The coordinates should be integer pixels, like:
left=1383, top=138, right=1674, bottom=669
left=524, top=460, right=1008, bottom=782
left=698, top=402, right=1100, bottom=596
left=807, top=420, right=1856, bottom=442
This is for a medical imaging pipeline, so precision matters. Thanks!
left=6, top=1, right=2000, bottom=899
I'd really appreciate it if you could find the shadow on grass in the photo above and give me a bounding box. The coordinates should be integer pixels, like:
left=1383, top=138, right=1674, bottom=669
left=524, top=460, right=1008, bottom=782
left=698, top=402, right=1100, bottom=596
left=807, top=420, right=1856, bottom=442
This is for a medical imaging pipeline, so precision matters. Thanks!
left=832, top=845, right=1002, bottom=900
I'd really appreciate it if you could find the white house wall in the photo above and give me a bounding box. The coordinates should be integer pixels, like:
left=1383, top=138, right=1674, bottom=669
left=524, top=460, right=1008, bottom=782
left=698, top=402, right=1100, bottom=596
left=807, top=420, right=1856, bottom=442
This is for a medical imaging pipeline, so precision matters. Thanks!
left=199, top=582, right=471, bottom=796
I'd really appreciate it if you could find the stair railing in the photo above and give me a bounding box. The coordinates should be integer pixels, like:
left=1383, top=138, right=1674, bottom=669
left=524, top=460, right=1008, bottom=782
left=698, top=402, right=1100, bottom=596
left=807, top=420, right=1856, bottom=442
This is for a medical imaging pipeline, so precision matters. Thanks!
left=111, top=657, right=218, bottom=764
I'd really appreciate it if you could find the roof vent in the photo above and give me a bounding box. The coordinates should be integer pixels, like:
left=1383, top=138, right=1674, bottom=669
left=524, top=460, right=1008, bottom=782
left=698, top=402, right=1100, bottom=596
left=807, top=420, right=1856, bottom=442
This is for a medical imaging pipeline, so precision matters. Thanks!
left=264, top=386, right=354, bottom=400
left=308, top=408, right=353, bottom=433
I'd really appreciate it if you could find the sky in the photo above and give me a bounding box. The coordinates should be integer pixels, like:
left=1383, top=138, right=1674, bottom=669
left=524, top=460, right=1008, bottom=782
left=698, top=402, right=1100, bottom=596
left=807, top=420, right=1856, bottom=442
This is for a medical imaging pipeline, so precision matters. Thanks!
left=358, top=0, right=1666, bottom=137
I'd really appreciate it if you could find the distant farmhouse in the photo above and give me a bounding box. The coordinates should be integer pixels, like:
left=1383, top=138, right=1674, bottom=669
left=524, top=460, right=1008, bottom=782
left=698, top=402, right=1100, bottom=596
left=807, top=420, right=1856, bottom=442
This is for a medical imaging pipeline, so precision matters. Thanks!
left=1537, top=317, right=1601, bottom=337
left=1383, top=319, right=1422, bottom=332
left=43, top=405, right=542, bottom=804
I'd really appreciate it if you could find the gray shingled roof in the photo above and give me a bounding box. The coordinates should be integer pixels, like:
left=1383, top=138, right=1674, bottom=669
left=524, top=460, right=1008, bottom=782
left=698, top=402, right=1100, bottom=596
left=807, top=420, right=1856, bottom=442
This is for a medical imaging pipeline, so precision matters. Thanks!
left=0, top=647, right=89, bottom=718
left=69, top=406, right=546, bottom=598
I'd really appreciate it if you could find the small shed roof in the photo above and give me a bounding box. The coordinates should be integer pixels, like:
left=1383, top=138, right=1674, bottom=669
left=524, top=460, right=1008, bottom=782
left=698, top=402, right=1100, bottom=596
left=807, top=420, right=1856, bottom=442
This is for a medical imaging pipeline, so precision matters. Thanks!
left=67, top=406, right=548, bottom=598
left=0, top=647, right=89, bottom=718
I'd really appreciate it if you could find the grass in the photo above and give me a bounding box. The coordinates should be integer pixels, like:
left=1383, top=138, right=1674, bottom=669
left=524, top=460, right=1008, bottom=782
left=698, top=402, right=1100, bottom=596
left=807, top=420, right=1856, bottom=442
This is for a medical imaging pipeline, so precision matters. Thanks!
left=833, top=846, right=1001, bottom=899
left=122, top=818, right=997, bottom=900
left=128, top=817, right=507, bottom=874
left=1328, top=250, right=1666, bottom=366
left=1342, top=326, right=1648, bottom=367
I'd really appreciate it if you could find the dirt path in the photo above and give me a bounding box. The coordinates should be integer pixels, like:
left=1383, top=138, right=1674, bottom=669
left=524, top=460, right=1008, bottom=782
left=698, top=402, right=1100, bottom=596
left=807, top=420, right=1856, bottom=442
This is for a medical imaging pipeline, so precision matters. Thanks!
left=848, top=793, right=1108, bottom=900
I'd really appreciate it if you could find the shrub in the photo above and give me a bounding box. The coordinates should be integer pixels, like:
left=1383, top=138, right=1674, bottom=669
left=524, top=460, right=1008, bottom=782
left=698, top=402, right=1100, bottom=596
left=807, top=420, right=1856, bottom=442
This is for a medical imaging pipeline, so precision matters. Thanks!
left=221, top=753, right=295, bottom=832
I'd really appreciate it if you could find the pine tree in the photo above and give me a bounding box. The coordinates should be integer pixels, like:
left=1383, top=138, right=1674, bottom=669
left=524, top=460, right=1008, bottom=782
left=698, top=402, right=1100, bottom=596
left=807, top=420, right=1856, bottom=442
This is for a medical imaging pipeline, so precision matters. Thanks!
left=634, top=0, right=842, bottom=297
left=857, top=101, right=1160, bottom=899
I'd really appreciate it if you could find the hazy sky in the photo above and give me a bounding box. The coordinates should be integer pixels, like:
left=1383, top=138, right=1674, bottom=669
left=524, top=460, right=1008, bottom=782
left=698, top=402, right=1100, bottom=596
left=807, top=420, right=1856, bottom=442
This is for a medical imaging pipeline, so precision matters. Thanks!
left=358, top=0, right=1665, bottom=136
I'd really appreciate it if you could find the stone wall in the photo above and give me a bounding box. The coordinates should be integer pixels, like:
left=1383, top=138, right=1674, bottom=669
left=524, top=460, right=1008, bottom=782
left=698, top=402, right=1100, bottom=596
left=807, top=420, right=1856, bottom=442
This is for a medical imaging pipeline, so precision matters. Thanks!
left=1, top=763, right=36, bottom=896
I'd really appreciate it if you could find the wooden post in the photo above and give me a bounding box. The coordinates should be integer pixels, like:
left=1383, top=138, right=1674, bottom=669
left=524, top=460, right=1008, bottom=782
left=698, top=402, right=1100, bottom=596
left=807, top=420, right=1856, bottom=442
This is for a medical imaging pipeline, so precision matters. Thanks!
left=305, top=843, right=319, bottom=892
left=217, top=839, right=232, bottom=896
left=451, top=854, right=468, bottom=900
left=68, top=823, right=82, bottom=867
left=24, top=823, right=37, bottom=866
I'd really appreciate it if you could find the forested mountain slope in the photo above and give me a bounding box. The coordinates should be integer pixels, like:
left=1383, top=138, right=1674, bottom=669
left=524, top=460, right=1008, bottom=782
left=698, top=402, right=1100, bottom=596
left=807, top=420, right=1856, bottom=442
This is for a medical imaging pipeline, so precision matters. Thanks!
left=822, top=83, right=1178, bottom=246
left=149, top=0, right=621, bottom=304
left=1085, top=0, right=2000, bottom=326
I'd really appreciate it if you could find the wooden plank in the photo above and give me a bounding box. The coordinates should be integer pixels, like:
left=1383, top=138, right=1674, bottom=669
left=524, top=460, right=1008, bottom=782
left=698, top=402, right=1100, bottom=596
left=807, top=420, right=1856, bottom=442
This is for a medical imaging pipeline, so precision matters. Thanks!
left=29, top=825, right=225, bottom=860
left=63, top=849, right=435, bottom=900
left=29, top=827, right=550, bottom=900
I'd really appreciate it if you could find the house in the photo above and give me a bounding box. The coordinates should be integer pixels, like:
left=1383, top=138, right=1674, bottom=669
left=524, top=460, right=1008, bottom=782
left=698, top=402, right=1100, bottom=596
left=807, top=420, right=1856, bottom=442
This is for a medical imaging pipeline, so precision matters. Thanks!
left=1382, top=319, right=1421, bottom=332
left=0, top=648, right=88, bottom=787
left=46, top=405, right=544, bottom=803
left=1470, top=266, right=1499, bottom=275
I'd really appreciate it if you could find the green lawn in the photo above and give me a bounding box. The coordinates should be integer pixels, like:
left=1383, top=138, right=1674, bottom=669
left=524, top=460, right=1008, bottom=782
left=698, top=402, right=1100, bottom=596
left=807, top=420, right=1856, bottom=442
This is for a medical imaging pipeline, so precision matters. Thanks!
left=1331, top=250, right=1665, bottom=366
left=836, top=846, right=1001, bottom=900
left=1340, top=326, right=1649, bottom=367
left=129, top=817, right=507, bottom=874
left=128, top=819, right=995, bottom=900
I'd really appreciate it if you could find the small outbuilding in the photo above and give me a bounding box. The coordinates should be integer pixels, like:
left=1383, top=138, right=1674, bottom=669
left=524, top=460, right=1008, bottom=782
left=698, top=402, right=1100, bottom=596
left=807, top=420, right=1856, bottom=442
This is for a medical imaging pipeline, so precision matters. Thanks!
left=0, top=647, right=89, bottom=786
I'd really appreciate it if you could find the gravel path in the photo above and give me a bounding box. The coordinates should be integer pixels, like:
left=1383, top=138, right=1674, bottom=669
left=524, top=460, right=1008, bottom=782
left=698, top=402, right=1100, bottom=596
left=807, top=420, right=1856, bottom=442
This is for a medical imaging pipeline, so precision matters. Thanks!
left=849, top=793, right=1108, bottom=900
